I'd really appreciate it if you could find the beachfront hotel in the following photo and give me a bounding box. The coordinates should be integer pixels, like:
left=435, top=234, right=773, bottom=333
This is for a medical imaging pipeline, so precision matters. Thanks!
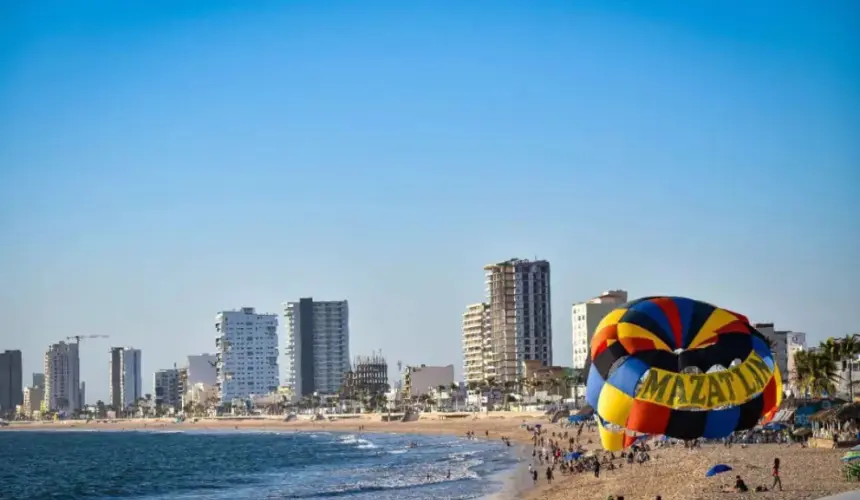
left=214, top=307, right=280, bottom=403
left=484, top=258, right=553, bottom=384
left=571, top=290, right=628, bottom=370
left=284, top=298, right=350, bottom=400
left=462, top=302, right=492, bottom=384
left=44, top=341, right=81, bottom=412
left=109, top=347, right=143, bottom=410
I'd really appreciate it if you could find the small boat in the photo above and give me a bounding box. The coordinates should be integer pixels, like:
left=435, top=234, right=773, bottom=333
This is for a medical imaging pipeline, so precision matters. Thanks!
left=407, top=442, right=418, bottom=449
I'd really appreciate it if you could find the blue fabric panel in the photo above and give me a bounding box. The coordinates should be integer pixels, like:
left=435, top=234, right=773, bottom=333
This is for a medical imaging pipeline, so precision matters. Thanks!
left=607, top=357, right=650, bottom=397
left=702, top=406, right=741, bottom=439
left=672, top=297, right=696, bottom=346
left=630, top=300, right=676, bottom=349
left=585, top=364, right=605, bottom=408
left=752, top=336, right=772, bottom=363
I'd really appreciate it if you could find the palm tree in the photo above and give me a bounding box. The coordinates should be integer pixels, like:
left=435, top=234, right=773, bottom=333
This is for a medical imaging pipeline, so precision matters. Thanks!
left=794, top=350, right=838, bottom=397
left=822, top=335, right=860, bottom=399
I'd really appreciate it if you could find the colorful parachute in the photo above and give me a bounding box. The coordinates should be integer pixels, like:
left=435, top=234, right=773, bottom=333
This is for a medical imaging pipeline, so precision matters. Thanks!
left=584, top=296, right=782, bottom=451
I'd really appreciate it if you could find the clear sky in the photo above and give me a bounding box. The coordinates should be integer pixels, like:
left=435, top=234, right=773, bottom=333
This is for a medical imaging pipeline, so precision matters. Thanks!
left=1, top=1, right=858, bottom=403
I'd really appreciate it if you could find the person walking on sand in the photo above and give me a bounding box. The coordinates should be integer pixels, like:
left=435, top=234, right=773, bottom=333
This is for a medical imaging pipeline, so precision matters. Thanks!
left=772, top=458, right=782, bottom=491
left=546, top=466, right=553, bottom=484
left=532, top=469, right=538, bottom=485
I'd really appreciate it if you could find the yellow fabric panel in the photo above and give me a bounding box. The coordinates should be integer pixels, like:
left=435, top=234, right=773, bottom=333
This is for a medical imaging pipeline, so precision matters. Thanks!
left=597, top=382, right=634, bottom=427
left=689, top=308, right=739, bottom=349
left=634, top=353, right=774, bottom=409
left=617, top=322, right=672, bottom=352
left=598, top=418, right=624, bottom=452
left=595, top=308, right=627, bottom=334
left=773, top=364, right=783, bottom=408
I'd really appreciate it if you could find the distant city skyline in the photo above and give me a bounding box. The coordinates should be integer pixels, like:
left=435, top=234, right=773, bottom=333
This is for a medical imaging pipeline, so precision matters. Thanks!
left=2, top=2, right=858, bottom=402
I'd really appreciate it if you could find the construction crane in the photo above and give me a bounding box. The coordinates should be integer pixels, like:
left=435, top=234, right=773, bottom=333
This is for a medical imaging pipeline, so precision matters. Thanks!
left=66, top=334, right=109, bottom=344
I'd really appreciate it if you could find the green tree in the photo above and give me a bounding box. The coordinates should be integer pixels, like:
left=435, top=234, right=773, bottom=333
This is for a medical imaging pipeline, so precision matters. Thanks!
left=822, top=335, right=860, bottom=399
left=794, top=350, right=838, bottom=397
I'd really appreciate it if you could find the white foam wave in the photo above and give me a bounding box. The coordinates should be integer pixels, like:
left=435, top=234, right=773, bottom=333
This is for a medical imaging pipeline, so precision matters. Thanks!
left=337, top=434, right=378, bottom=449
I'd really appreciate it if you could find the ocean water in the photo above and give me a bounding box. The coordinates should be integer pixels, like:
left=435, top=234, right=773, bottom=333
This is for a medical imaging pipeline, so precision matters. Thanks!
left=0, top=429, right=519, bottom=500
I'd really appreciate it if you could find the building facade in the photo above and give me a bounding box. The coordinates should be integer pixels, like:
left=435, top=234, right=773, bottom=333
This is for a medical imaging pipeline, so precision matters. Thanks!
left=22, top=386, right=44, bottom=417
left=284, top=298, right=350, bottom=399
left=462, top=302, right=492, bottom=384
left=403, top=364, right=455, bottom=397
left=109, top=347, right=142, bottom=410
left=154, top=368, right=182, bottom=408
left=484, top=258, right=552, bottom=384
left=571, top=290, right=628, bottom=370
left=754, top=323, right=788, bottom=379
left=786, top=332, right=807, bottom=390
left=45, top=342, right=81, bottom=412
left=0, top=350, right=23, bottom=414
left=342, top=353, right=389, bottom=398
left=32, top=373, right=45, bottom=389
left=215, top=307, right=280, bottom=403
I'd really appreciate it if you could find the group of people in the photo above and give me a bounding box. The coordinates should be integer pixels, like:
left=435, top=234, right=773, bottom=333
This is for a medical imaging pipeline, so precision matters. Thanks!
left=721, top=458, right=783, bottom=493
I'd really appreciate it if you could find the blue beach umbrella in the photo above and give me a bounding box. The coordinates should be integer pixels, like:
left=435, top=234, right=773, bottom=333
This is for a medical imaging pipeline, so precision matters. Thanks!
left=706, top=464, right=733, bottom=477
left=565, top=451, right=583, bottom=461
left=764, top=422, right=787, bottom=431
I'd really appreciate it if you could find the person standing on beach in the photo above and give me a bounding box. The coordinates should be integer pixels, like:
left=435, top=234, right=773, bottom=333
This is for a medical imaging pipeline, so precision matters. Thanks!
left=772, top=458, right=782, bottom=491
left=532, top=469, right=538, bottom=485
left=546, top=466, right=553, bottom=484
left=594, top=460, right=601, bottom=478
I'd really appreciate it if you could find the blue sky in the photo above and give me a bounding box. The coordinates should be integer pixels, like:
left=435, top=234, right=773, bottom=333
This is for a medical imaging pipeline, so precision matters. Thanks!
left=1, top=1, right=857, bottom=402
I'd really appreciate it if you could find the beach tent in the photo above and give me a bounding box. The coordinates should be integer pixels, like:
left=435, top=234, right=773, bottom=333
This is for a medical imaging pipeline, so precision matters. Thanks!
left=706, top=464, right=733, bottom=477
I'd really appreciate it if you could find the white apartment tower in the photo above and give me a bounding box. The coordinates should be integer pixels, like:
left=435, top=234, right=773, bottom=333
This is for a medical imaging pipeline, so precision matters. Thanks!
left=484, top=258, right=552, bottom=384
left=44, top=342, right=81, bottom=412
left=109, top=347, right=142, bottom=410
left=572, top=290, right=628, bottom=370
left=462, top=302, right=492, bottom=384
left=215, top=307, right=279, bottom=403
left=285, top=298, right=350, bottom=399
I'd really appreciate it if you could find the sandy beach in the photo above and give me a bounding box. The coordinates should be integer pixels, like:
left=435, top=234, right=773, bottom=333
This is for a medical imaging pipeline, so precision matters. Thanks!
left=5, top=413, right=857, bottom=500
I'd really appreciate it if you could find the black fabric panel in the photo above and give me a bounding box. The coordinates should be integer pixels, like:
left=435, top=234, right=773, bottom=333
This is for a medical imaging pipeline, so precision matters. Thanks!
left=685, top=301, right=717, bottom=346
left=678, top=334, right=753, bottom=371
left=594, top=342, right=629, bottom=379
left=666, top=410, right=708, bottom=440
left=620, top=308, right=675, bottom=354
left=631, top=350, right=678, bottom=372
left=735, top=395, right=765, bottom=430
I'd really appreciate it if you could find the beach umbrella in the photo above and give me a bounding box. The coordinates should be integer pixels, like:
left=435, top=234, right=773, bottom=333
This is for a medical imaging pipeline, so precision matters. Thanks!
left=842, top=451, right=860, bottom=462
left=851, top=444, right=860, bottom=451
left=792, top=428, right=812, bottom=437
left=764, top=422, right=787, bottom=431
left=565, top=451, right=583, bottom=461
left=706, top=464, right=733, bottom=477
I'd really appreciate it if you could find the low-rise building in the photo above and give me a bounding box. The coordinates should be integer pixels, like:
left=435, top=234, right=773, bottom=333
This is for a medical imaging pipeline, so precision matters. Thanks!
left=402, top=364, right=455, bottom=398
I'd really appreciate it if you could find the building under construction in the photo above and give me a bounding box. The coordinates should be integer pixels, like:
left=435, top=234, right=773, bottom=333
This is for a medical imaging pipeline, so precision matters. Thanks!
left=342, top=352, right=389, bottom=398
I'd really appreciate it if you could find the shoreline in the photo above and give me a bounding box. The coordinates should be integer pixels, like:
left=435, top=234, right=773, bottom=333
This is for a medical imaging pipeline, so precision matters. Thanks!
left=2, top=417, right=543, bottom=500
left=4, top=416, right=855, bottom=499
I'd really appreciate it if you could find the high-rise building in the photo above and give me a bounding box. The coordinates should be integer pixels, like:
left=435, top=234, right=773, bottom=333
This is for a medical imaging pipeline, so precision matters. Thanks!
left=342, top=353, right=389, bottom=399
left=45, top=342, right=81, bottom=412
left=109, top=347, right=142, bottom=410
left=154, top=368, right=182, bottom=408
left=484, top=259, right=552, bottom=384
left=32, top=373, right=45, bottom=389
left=571, top=290, right=628, bottom=370
left=462, top=302, right=492, bottom=384
left=215, top=307, right=279, bottom=402
left=284, top=298, right=350, bottom=399
left=0, top=350, right=23, bottom=413
left=187, top=354, right=217, bottom=386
